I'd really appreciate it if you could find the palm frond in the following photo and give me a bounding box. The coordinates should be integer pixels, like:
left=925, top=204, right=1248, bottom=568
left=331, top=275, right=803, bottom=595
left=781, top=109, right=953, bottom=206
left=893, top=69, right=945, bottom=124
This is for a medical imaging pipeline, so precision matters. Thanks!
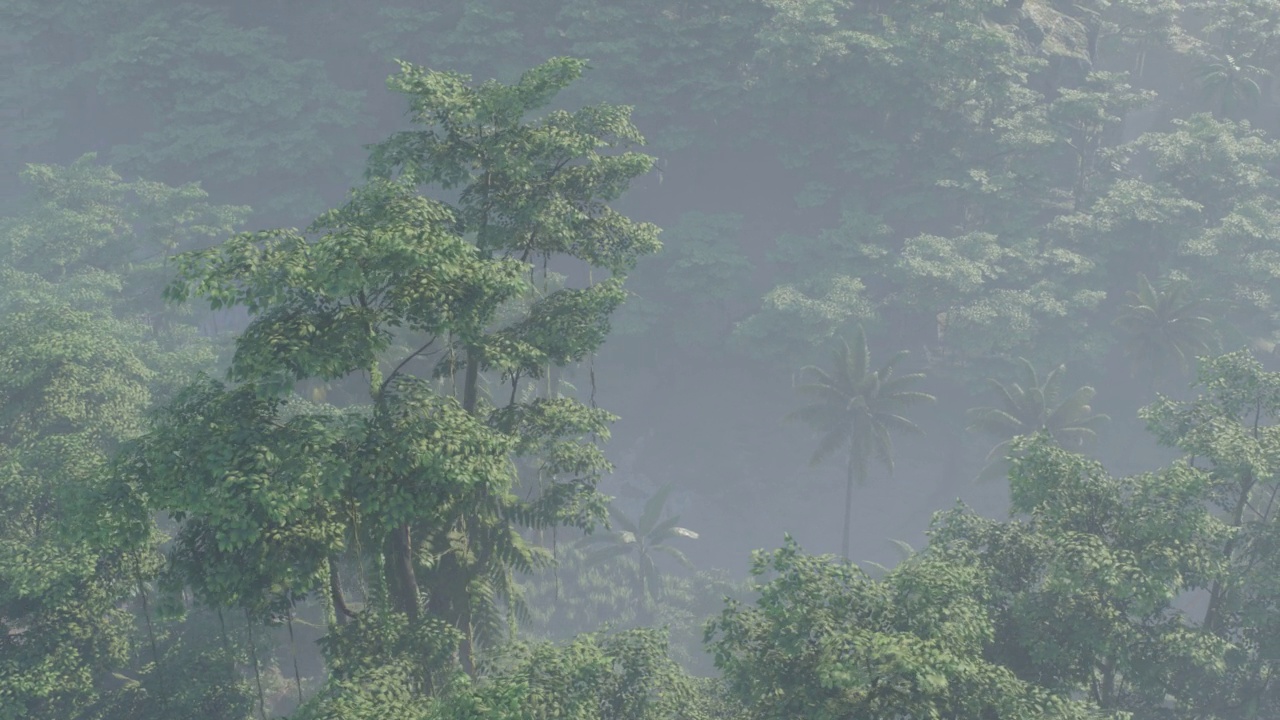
left=976, top=457, right=1012, bottom=483
left=794, top=367, right=835, bottom=389
left=582, top=543, right=634, bottom=568
left=647, top=514, right=684, bottom=543
left=1054, top=426, right=1099, bottom=447
left=880, top=389, right=934, bottom=408
left=967, top=407, right=1023, bottom=436
left=787, top=402, right=848, bottom=428
left=809, top=429, right=849, bottom=468
left=607, top=504, right=638, bottom=535
left=888, top=538, right=916, bottom=562
left=876, top=349, right=911, bottom=378
left=987, top=376, right=1023, bottom=415
left=651, top=543, right=695, bottom=570
left=639, top=483, right=674, bottom=535
left=870, top=421, right=895, bottom=476
left=1041, top=364, right=1066, bottom=406
left=1045, top=385, right=1098, bottom=429
left=877, top=413, right=924, bottom=436
left=982, top=437, right=1014, bottom=464
left=575, top=532, right=618, bottom=548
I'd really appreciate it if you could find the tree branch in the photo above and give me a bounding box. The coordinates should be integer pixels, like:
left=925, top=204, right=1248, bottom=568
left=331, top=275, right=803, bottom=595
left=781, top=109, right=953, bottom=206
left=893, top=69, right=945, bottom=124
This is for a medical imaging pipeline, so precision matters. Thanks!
left=379, top=336, right=438, bottom=398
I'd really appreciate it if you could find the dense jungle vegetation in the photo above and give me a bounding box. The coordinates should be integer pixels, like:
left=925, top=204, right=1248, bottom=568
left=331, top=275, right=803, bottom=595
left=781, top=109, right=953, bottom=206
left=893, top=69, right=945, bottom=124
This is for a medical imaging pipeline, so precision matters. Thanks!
left=11, top=0, right=1280, bottom=717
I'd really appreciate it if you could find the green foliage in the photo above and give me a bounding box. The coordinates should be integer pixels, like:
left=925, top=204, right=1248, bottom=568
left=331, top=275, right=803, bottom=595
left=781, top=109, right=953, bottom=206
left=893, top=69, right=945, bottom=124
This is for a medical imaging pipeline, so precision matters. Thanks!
left=735, top=275, right=875, bottom=364
left=1195, top=54, right=1263, bottom=117
left=0, top=156, right=238, bottom=718
left=16, top=3, right=1280, bottom=717
left=708, top=536, right=1108, bottom=720
left=625, top=212, right=754, bottom=349
left=930, top=437, right=1234, bottom=715
left=112, top=377, right=353, bottom=615
left=300, top=624, right=721, bottom=720
left=0, top=0, right=363, bottom=218
left=315, top=611, right=463, bottom=699
left=366, top=56, right=660, bottom=275
left=163, top=179, right=525, bottom=396
left=439, top=629, right=709, bottom=720
left=132, top=55, right=661, bottom=702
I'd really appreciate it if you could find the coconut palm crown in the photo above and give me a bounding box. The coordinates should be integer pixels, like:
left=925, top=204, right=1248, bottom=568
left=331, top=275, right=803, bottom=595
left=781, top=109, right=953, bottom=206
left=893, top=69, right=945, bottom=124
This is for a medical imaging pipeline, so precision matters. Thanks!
left=576, top=483, right=698, bottom=603
left=967, top=358, right=1109, bottom=482
left=1113, top=274, right=1218, bottom=383
left=788, top=325, right=935, bottom=560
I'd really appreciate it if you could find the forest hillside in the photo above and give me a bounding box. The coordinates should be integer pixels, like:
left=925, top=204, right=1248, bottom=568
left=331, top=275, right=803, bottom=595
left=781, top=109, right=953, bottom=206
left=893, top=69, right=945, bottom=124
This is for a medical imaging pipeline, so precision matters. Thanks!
left=6, top=1, right=1280, bottom=718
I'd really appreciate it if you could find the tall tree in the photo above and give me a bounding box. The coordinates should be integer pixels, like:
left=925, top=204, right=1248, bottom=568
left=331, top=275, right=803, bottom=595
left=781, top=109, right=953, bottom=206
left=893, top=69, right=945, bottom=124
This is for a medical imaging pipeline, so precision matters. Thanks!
left=788, top=325, right=934, bottom=560
left=361, top=55, right=660, bottom=668
left=126, top=56, right=659, bottom=685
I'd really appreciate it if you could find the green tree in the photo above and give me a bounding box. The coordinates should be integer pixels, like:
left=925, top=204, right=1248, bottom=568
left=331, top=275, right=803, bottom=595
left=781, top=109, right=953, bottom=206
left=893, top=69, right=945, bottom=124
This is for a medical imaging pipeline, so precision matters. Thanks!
left=123, top=56, right=659, bottom=688
left=930, top=437, right=1232, bottom=716
left=967, top=358, right=1110, bottom=482
left=1046, top=72, right=1155, bottom=211
left=0, top=157, right=246, bottom=718
left=363, top=54, right=660, bottom=670
left=788, top=325, right=935, bottom=561
left=1141, top=350, right=1280, bottom=715
left=0, top=305, right=155, bottom=719
left=128, top=177, right=526, bottom=683
left=706, top=536, right=1110, bottom=720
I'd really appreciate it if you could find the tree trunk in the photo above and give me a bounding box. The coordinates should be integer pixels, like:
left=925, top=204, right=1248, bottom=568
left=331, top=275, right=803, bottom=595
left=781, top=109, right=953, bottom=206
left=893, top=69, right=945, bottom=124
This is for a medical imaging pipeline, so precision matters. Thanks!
left=426, top=551, right=476, bottom=677
left=447, top=348, right=483, bottom=676
left=133, top=554, right=161, bottom=686
left=1204, top=474, right=1254, bottom=633
left=842, top=453, right=856, bottom=561
left=328, top=556, right=354, bottom=624
left=245, top=609, right=267, bottom=720
left=387, top=525, right=419, bottom=620
left=462, top=351, right=480, bottom=413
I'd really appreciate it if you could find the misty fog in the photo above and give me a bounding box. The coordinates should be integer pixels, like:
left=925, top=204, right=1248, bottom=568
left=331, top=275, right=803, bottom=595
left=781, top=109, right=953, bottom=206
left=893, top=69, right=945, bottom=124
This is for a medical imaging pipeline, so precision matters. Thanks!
left=5, top=1, right=1280, bottom=718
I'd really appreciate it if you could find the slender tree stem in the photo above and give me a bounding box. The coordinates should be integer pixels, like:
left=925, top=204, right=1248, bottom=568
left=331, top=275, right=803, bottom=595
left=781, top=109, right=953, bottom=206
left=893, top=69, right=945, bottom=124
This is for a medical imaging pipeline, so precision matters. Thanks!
left=388, top=525, right=419, bottom=619
left=328, top=556, right=355, bottom=624
left=133, top=552, right=161, bottom=693
left=286, top=604, right=303, bottom=705
left=843, top=452, right=856, bottom=561
left=462, top=351, right=480, bottom=414
left=245, top=609, right=267, bottom=720
left=217, top=607, right=232, bottom=659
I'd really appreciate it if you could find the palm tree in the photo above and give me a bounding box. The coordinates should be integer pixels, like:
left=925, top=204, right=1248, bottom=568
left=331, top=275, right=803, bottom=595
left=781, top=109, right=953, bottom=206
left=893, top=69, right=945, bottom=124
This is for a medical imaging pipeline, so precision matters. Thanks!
left=1197, top=54, right=1263, bottom=117
left=575, top=483, right=699, bottom=604
left=788, top=325, right=935, bottom=561
left=1112, top=274, right=1218, bottom=387
left=967, top=358, right=1110, bottom=482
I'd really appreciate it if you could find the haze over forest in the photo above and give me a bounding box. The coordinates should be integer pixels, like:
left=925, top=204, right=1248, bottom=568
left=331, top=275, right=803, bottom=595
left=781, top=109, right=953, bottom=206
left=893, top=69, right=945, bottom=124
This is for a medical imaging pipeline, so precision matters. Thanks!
left=8, top=1, right=1280, bottom=718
